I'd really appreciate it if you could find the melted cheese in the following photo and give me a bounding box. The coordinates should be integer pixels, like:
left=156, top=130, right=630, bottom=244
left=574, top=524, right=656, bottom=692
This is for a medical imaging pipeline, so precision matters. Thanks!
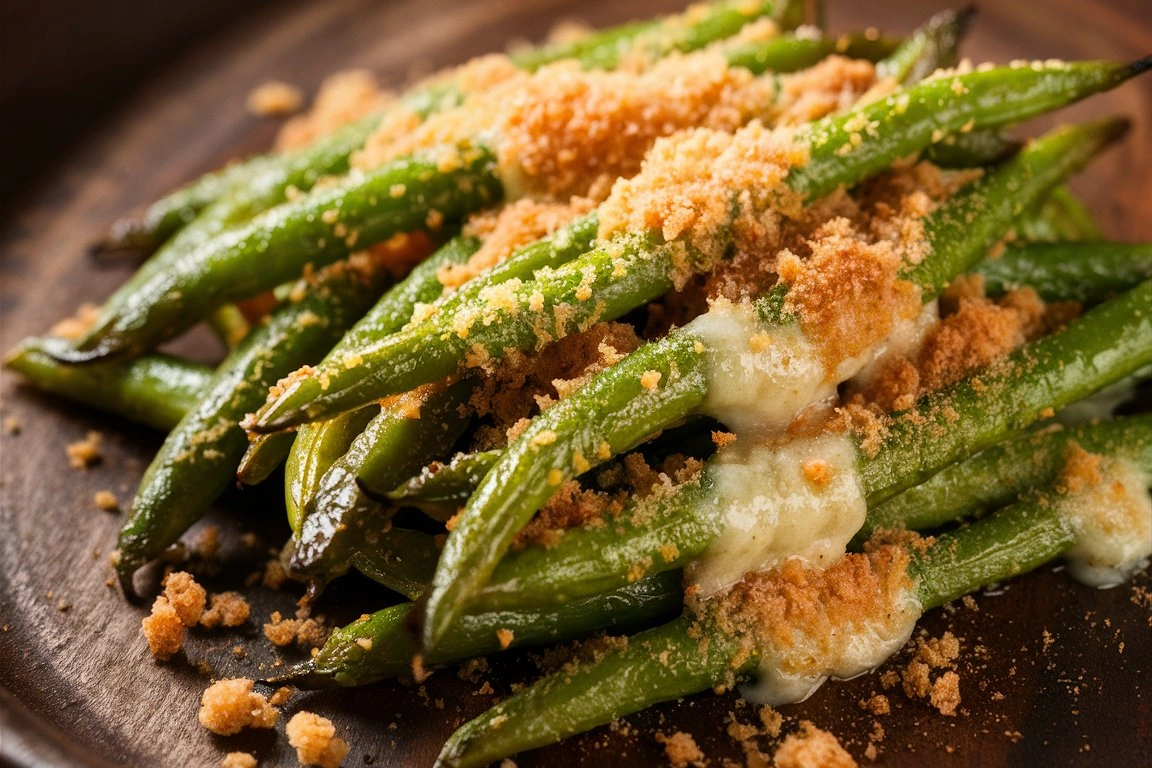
left=1060, top=457, right=1152, bottom=589
left=739, top=584, right=922, bottom=706
left=688, top=435, right=866, bottom=596
left=686, top=300, right=834, bottom=436
left=844, top=299, right=939, bottom=387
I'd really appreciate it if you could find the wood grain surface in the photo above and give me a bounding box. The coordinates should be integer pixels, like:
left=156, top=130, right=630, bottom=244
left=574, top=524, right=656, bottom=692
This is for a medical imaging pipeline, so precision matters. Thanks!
left=1, top=1, right=1149, bottom=766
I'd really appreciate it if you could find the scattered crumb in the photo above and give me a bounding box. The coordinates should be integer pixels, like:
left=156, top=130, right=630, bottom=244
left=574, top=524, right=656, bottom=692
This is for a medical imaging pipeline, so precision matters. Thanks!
left=198, top=678, right=278, bottom=736
left=66, top=430, right=103, bottom=469
left=773, top=721, right=857, bottom=768
left=900, top=632, right=962, bottom=716
left=3, top=416, right=21, bottom=435
left=247, top=81, right=304, bottom=116
left=221, top=753, right=258, bottom=768
left=264, top=610, right=328, bottom=648
left=262, top=558, right=289, bottom=589
left=163, top=571, right=206, bottom=627
left=201, top=592, right=251, bottom=629
left=656, top=730, right=706, bottom=767
left=141, top=596, right=184, bottom=660
left=286, top=711, right=350, bottom=768
left=268, top=686, right=294, bottom=707
left=93, top=490, right=119, bottom=512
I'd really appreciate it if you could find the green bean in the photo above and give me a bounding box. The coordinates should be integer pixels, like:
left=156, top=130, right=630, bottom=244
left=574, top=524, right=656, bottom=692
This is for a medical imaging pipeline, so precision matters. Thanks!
left=284, top=406, right=379, bottom=535
left=923, top=129, right=1021, bottom=168
left=288, top=379, right=474, bottom=582
left=862, top=278, right=1152, bottom=502
left=252, top=61, right=1148, bottom=433
left=274, top=569, right=684, bottom=690
left=862, top=414, right=1152, bottom=538
left=508, top=0, right=805, bottom=72
left=114, top=263, right=391, bottom=594
left=437, top=492, right=1093, bottom=767
left=467, top=280, right=1151, bottom=612
left=62, top=148, right=504, bottom=363
left=95, top=158, right=262, bottom=254
left=723, top=31, right=900, bottom=75
left=1017, top=185, right=1104, bottom=242
left=875, top=6, right=973, bottom=83
left=236, top=431, right=296, bottom=486
left=205, top=304, right=251, bottom=350
left=975, top=242, right=1152, bottom=303
left=385, top=449, right=502, bottom=519
left=4, top=340, right=211, bottom=431
left=419, top=118, right=1127, bottom=648
left=347, top=527, right=442, bottom=600
left=250, top=235, right=479, bottom=504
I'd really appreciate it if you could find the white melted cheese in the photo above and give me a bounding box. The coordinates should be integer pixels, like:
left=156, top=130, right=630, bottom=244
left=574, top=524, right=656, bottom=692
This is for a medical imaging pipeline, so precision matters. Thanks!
left=685, top=301, right=835, bottom=436
left=1060, top=457, right=1152, bottom=589
left=739, top=584, right=922, bottom=706
left=844, top=300, right=939, bottom=388
left=688, top=435, right=867, bottom=597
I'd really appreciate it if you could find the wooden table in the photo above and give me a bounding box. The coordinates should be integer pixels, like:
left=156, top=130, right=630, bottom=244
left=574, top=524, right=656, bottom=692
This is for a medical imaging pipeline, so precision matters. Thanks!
left=1, top=1, right=1149, bottom=765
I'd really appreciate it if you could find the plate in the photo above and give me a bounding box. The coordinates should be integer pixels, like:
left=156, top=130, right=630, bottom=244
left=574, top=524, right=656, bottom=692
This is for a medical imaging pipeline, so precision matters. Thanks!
left=1, top=0, right=1149, bottom=765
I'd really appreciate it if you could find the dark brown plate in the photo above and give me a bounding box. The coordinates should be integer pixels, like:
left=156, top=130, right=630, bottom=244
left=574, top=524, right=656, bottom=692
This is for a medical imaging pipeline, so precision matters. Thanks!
left=1, top=1, right=1150, bottom=766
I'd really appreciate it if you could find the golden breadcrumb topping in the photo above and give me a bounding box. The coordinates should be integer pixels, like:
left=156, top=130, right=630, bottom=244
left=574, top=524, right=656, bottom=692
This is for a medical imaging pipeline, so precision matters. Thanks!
left=198, top=678, right=278, bottom=736
left=286, top=711, right=350, bottom=768
left=779, top=220, right=922, bottom=372
left=357, top=50, right=779, bottom=199
left=437, top=196, right=597, bottom=290
left=697, top=544, right=915, bottom=680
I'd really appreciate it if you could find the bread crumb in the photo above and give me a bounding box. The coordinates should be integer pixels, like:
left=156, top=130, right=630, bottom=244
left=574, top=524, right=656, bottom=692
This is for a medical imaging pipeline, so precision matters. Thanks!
left=247, top=81, right=304, bottom=116
left=773, top=721, right=857, bottom=768
left=497, top=628, right=515, bottom=650
left=49, top=303, right=101, bottom=340
left=899, top=632, right=962, bottom=715
left=759, top=705, right=784, bottom=738
left=163, top=571, right=206, bottom=626
left=262, top=558, right=288, bottom=589
left=141, top=596, right=184, bottom=660
left=655, top=730, right=706, bottom=767
left=221, top=753, right=258, bottom=768
left=640, top=370, right=663, bottom=391
left=198, top=678, right=278, bottom=736
left=3, top=416, right=21, bottom=435
left=200, top=592, right=251, bottom=629
left=860, top=694, right=890, bottom=716
left=264, top=611, right=328, bottom=648
left=66, top=431, right=103, bottom=469
left=286, top=711, right=350, bottom=768
left=268, top=686, right=294, bottom=707
left=930, top=671, right=961, bottom=717
left=93, top=490, right=119, bottom=512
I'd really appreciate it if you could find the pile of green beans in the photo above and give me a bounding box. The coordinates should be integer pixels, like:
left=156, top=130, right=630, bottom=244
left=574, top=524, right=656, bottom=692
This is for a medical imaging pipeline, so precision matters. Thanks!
left=6, top=1, right=1150, bottom=764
